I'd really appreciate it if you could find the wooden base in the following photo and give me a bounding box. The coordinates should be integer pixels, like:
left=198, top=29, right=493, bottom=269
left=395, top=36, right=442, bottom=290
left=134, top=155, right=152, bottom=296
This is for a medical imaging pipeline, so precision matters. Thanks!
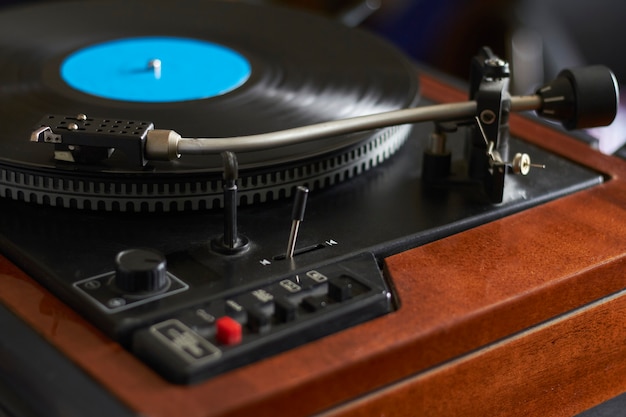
left=1, top=74, right=626, bottom=416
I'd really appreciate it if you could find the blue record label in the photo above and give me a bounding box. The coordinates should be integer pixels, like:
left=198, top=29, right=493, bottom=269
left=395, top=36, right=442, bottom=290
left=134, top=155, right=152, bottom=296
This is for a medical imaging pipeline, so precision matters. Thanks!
left=60, top=36, right=251, bottom=103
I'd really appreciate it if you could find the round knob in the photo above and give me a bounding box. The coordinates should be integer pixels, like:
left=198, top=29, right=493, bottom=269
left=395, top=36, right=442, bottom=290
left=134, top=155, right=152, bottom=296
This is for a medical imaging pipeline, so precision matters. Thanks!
left=114, top=248, right=168, bottom=294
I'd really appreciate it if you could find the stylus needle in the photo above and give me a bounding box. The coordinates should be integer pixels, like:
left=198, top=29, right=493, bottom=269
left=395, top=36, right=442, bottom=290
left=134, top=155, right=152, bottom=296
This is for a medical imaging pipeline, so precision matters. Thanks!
left=286, top=186, right=309, bottom=259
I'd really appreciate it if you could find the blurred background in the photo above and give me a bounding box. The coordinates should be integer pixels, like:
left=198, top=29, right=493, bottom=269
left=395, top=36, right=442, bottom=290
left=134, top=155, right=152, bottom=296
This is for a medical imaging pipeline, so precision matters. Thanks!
left=1, top=0, right=624, bottom=154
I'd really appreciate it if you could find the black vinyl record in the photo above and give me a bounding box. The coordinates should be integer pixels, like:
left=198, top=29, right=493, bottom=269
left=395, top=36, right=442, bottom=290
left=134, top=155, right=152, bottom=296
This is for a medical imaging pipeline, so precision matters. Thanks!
left=0, top=0, right=420, bottom=211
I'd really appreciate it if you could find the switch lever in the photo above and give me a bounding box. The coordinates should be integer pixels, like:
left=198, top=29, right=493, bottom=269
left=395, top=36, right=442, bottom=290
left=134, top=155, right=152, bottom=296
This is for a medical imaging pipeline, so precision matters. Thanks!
left=286, top=186, right=309, bottom=259
left=211, top=151, right=249, bottom=255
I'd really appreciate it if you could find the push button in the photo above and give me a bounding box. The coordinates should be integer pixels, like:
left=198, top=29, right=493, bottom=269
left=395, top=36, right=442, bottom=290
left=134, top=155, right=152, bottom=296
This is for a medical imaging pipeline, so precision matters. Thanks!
left=247, top=306, right=272, bottom=333
left=176, top=308, right=216, bottom=339
left=274, top=296, right=298, bottom=323
left=216, top=316, right=242, bottom=345
left=225, top=299, right=247, bottom=323
left=301, top=295, right=329, bottom=312
left=299, top=270, right=329, bottom=290
left=328, top=275, right=354, bottom=301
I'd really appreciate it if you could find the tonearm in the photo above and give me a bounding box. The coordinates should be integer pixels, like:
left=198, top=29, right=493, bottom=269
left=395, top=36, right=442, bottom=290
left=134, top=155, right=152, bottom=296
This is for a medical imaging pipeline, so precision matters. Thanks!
left=30, top=47, right=619, bottom=203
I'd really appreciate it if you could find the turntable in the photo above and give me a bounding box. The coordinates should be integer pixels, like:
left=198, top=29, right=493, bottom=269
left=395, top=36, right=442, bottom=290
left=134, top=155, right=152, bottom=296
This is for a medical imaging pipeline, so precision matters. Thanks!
left=0, top=1, right=625, bottom=416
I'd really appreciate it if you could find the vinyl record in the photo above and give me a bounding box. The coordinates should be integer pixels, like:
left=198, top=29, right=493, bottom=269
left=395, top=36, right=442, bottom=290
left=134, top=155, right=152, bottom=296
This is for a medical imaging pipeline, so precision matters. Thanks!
left=0, top=0, right=420, bottom=211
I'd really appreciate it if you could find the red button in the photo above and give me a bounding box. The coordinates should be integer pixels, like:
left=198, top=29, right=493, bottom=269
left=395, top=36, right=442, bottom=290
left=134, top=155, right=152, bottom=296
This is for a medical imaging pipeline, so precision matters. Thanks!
left=216, top=316, right=242, bottom=345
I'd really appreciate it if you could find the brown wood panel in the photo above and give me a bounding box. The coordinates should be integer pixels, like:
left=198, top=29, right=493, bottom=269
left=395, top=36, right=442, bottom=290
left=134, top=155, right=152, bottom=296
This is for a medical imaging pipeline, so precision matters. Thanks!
left=319, top=288, right=626, bottom=417
left=0, top=73, right=625, bottom=417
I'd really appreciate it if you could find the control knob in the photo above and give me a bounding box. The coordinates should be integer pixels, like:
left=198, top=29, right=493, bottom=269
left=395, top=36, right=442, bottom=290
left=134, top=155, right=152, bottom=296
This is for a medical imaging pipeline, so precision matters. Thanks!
left=114, top=248, right=168, bottom=294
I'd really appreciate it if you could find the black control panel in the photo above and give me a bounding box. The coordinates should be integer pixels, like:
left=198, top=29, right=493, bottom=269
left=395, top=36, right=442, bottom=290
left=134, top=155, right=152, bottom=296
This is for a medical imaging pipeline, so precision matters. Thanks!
left=124, top=252, right=391, bottom=383
left=67, top=247, right=392, bottom=384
